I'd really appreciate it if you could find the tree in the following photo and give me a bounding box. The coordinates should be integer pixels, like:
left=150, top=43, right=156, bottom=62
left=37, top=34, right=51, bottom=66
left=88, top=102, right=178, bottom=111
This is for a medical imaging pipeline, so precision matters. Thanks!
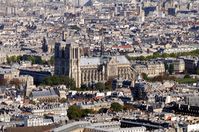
left=29, top=100, right=36, bottom=105
left=0, top=78, right=8, bottom=86
left=177, top=78, right=198, bottom=84
left=35, top=56, right=44, bottom=64
left=170, top=53, right=177, bottom=58
left=184, top=74, right=191, bottom=79
left=67, top=105, right=82, bottom=120
left=59, top=98, right=67, bottom=103
left=110, top=102, right=123, bottom=112
left=23, top=55, right=45, bottom=65
left=67, top=105, right=95, bottom=120
left=95, top=82, right=105, bottom=92
left=6, top=55, right=20, bottom=64
left=63, top=76, right=76, bottom=90
left=123, top=104, right=136, bottom=111
left=139, top=56, right=146, bottom=61
left=153, top=52, right=160, bottom=58
left=80, top=84, right=89, bottom=91
left=162, top=53, right=169, bottom=58
left=10, top=78, right=21, bottom=88
left=81, top=109, right=95, bottom=117
left=42, top=76, right=76, bottom=89
left=6, top=55, right=47, bottom=65
left=105, top=78, right=114, bottom=91
left=49, top=56, right=54, bottom=66
left=196, top=68, right=199, bottom=75
left=128, top=49, right=199, bottom=61
left=168, top=64, right=174, bottom=75
left=98, top=108, right=108, bottom=113
left=141, top=73, right=148, bottom=80
left=153, top=75, right=164, bottom=83
left=26, top=56, right=36, bottom=64
left=16, top=56, right=22, bottom=63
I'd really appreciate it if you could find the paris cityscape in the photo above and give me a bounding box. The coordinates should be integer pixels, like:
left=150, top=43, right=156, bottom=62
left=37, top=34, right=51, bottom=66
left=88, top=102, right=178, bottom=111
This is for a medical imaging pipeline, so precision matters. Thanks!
left=0, top=0, right=199, bottom=131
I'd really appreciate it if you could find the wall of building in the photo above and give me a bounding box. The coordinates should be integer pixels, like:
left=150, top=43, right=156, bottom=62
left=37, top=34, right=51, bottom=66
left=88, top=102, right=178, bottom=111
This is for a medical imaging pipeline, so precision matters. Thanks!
left=187, top=124, right=199, bottom=132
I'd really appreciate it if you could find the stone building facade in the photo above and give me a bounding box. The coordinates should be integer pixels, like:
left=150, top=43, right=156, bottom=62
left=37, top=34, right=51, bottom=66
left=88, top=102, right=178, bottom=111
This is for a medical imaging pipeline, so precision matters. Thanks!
left=54, top=40, right=136, bottom=87
left=0, top=67, right=19, bottom=81
left=182, top=57, right=199, bottom=74
left=173, top=59, right=185, bottom=73
left=133, top=61, right=165, bottom=77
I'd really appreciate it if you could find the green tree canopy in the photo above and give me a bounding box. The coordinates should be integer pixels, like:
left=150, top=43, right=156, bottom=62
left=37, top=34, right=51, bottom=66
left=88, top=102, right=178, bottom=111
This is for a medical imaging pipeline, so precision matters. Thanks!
left=7, top=55, right=47, bottom=65
left=139, top=56, right=146, bottom=61
left=98, top=108, right=108, bottom=113
left=80, top=84, right=89, bottom=91
left=128, top=49, right=199, bottom=61
left=105, top=78, right=114, bottom=91
left=42, top=76, right=76, bottom=89
left=7, top=55, right=22, bottom=64
left=67, top=105, right=95, bottom=120
left=67, top=105, right=82, bottom=120
left=10, top=78, right=21, bottom=88
left=110, top=102, right=123, bottom=112
left=177, top=78, right=198, bottom=84
left=81, top=109, right=95, bottom=117
left=196, top=68, right=199, bottom=75
left=141, top=73, right=148, bottom=80
left=95, top=82, right=105, bottom=92
left=49, top=56, right=55, bottom=66
left=184, top=74, right=191, bottom=79
left=59, top=98, right=67, bottom=103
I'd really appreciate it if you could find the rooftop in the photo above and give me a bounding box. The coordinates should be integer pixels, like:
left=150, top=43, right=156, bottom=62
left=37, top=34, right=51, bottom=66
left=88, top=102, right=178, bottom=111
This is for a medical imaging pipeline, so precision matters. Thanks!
left=80, top=55, right=130, bottom=66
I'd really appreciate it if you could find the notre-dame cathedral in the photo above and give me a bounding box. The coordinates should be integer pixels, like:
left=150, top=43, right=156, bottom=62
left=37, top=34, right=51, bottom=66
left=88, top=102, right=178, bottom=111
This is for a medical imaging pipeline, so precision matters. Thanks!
left=54, top=39, right=136, bottom=88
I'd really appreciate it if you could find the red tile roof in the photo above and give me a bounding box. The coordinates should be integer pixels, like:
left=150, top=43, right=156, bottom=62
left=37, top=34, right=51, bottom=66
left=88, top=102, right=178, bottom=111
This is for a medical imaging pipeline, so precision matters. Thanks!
left=112, top=45, right=132, bottom=49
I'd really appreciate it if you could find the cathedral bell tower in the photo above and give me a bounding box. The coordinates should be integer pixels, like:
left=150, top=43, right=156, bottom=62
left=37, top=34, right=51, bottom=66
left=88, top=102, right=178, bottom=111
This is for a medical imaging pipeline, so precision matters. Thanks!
left=54, top=39, right=81, bottom=88
left=68, top=42, right=81, bottom=88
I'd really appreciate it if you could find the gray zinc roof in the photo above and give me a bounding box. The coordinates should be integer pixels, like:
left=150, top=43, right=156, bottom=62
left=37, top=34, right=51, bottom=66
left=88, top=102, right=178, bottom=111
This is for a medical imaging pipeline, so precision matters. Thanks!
left=80, top=56, right=130, bottom=66
left=116, top=56, right=130, bottom=64
left=80, top=57, right=101, bottom=66
left=0, top=67, right=15, bottom=74
left=32, top=88, right=57, bottom=98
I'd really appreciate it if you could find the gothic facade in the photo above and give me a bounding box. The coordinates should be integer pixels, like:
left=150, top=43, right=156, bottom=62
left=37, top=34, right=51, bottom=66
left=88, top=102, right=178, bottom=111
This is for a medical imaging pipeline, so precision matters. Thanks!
left=54, top=40, right=136, bottom=88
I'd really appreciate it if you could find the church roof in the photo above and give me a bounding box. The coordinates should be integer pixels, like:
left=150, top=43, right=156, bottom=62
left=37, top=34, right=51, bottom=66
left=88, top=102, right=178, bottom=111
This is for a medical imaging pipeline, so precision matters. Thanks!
left=116, top=55, right=130, bottom=64
left=80, top=55, right=130, bottom=66
left=80, top=57, right=101, bottom=66
left=32, top=88, right=58, bottom=98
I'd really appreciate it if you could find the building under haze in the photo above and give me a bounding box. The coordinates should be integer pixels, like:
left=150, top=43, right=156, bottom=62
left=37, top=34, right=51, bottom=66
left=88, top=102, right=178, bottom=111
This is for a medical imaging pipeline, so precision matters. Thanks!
left=54, top=39, right=136, bottom=88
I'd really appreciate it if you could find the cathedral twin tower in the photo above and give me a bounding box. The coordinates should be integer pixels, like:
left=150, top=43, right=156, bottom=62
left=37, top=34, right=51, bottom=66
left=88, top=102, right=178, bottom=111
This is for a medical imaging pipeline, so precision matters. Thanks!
left=54, top=39, right=81, bottom=87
